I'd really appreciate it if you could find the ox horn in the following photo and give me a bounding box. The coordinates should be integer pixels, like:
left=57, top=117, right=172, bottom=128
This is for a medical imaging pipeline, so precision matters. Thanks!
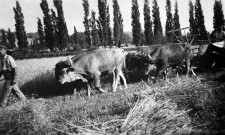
left=147, top=54, right=152, bottom=60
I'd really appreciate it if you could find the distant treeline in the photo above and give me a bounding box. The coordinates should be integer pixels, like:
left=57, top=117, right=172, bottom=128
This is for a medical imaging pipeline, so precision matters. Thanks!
left=0, top=0, right=224, bottom=53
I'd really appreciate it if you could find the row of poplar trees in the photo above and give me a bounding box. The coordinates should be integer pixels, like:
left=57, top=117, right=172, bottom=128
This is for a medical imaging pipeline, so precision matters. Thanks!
left=2, top=0, right=224, bottom=51
left=132, top=0, right=224, bottom=46
left=39, top=0, right=69, bottom=51
left=1, top=0, right=69, bottom=51
left=81, top=0, right=123, bottom=48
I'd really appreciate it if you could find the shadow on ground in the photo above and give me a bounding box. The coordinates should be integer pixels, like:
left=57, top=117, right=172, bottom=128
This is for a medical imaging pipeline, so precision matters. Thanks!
left=21, top=71, right=88, bottom=98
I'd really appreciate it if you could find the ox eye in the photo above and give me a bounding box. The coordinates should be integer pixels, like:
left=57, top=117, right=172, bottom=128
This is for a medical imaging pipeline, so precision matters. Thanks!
left=62, top=69, right=67, bottom=73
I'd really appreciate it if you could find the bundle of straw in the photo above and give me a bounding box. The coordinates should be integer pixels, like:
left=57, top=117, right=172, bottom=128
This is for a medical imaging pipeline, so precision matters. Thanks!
left=120, top=93, right=192, bottom=135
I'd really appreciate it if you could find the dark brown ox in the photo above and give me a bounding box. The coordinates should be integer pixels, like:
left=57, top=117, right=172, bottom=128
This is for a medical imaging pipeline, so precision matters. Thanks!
left=55, top=49, right=127, bottom=96
left=145, top=43, right=196, bottom=83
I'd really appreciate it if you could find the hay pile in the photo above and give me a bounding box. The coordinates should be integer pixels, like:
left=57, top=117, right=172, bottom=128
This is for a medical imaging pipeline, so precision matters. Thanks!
left=0, top=100, right=52, bottom=135
left=120, top=93, right=192, bottom=135
left=53, top=81, right=193, bottom=135
left=53, top=94, right=192, bottom=135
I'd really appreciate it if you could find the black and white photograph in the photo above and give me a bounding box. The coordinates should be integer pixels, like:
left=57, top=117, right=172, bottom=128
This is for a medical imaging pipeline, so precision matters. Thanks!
left=0, top=0, right=225, bottom=134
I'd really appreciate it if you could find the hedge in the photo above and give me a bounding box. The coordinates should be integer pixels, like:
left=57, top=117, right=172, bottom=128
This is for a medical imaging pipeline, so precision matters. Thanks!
left=12, top=51, right=84, bottom=60
left=12, top=47, right=138, bottom=60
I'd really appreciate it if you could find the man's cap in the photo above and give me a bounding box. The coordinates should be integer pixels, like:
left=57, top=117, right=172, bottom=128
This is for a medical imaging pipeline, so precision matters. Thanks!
left=0, top=45, right=8, bottom=50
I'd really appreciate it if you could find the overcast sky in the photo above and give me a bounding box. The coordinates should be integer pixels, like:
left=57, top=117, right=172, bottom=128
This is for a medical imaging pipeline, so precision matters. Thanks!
left=0, top=0, right=224, bottom=35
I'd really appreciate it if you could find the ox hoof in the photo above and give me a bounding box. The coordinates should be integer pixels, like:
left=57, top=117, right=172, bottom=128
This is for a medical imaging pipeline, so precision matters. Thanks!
left=100, top=90, right=107, bottom=93
left=87, top=92, right=91, bottom=96
left=95, top=87, right=106, bottom=93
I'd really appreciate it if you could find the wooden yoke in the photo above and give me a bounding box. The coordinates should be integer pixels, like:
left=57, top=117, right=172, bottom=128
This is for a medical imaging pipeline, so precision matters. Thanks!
left=167, top=27, right=189, bottom=43
left=168, top=27, right=200, bottom=46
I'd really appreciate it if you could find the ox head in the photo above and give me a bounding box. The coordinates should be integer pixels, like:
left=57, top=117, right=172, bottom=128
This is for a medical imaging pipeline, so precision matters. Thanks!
left=55, top=57, right=75, bottom=84
left=140, top=53, right=154, bottom=65
left=138, top=53, right=156, bottom=75
left=180, top=39, right=192, bottom=51
left=136, top=53, right=155, bottom=75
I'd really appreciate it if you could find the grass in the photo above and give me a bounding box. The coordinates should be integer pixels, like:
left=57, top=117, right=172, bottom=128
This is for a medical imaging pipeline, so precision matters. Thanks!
left=0, top=56, right=225, bottom=134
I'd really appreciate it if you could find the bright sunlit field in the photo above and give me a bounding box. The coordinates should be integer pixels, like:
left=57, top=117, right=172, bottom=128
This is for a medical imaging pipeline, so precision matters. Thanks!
left=17, top=56, right=68, bottom=85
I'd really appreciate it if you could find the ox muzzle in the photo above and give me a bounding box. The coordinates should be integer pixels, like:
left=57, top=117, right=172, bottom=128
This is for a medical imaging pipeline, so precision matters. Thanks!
left=55, top=67, right=75, bottom=84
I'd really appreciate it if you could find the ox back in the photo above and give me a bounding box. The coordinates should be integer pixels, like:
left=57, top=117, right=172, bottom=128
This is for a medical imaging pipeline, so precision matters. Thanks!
left=137, top=44, right=163, bottom=54
left=150, top=43, right=187, bottom=65
left=70, top=49, right=126, bottom=76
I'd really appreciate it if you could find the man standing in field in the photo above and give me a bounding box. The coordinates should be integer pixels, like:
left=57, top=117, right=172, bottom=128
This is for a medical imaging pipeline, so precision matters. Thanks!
left=0, top=45, right=27, bottom=108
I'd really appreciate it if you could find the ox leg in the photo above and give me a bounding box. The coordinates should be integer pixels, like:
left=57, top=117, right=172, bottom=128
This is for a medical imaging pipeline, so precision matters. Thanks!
left=163, top=69, right=170, bottom=82
left=187, top=59, right=196, bottom=77
left=112, top=70, right=116, bottom=88
left=191, top=67, right=196, bottom=76
left=176, top=67, right=180, bottom=78
left=164, top=72, right=169, bottom=82
left=163, top=71, right=167, bottom=80
left=155, top=66, right=168, bottom=83
left=73, top=88, right=77, bottom=95
left=87, top=84, right=91, bottom=96
left=186, top=59, right=191, bottom=77
left=172, top=67, right=179, bottom=78
left=94, top=73, right=106, bottom=93
left=112, top=69, right=120, bottom=92
left=176, top=71, right=179, bottom=78
left=113, top=69, right=122, bottom=90
left=119, top=70, right=127, bottom=89
left=153, top=70, right=159, bottom=83
left=163, top=68, right=170, bottom=81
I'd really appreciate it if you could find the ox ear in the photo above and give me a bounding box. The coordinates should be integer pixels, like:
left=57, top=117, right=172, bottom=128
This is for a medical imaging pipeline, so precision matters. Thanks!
left=148, top=54, right=152, bottom=61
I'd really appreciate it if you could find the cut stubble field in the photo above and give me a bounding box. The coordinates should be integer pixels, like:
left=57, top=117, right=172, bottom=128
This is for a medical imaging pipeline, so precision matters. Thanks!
left=17, top=56, right=68, bottom=85
left=0, top=52, right=225, bottom=135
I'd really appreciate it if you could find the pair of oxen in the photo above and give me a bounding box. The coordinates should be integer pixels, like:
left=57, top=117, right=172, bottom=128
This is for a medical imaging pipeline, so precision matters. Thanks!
left=55, top=42, right=196, bottom=96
